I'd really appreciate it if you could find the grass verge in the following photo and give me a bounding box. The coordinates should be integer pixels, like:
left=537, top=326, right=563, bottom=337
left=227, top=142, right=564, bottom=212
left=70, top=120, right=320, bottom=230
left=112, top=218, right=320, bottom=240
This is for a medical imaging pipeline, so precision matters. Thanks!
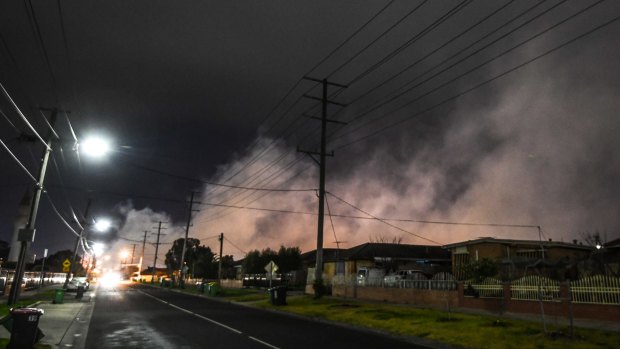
left=254, top=295, right=619, bottom=349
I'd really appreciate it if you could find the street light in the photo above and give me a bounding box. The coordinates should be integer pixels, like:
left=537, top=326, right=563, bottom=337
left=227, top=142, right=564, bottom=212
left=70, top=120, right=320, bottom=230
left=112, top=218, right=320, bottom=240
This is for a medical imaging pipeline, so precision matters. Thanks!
left=80, top=136, right=111, bottom=158
left=7, top=117, right=112, bottom=304
left=64, top=214, right=111, bottom=288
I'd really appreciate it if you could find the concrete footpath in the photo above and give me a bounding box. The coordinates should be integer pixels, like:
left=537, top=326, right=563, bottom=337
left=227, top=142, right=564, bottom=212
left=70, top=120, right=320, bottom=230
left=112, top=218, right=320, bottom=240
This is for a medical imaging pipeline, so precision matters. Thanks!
left=0, top=286, right=96, bottom=349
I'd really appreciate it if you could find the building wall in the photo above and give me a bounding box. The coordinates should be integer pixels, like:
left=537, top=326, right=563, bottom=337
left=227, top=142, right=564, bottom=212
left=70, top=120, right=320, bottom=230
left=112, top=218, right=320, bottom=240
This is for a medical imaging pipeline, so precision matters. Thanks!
left=328, top=283, right=619, bottom=323
left=332, top=284, right=459, bottom=308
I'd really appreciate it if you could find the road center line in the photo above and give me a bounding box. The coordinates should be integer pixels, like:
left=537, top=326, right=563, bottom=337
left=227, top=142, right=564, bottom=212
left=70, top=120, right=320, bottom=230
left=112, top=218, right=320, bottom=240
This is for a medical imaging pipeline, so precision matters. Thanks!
left=249, top=336, right=282, bottom=349
left=138, top=290, right=242, bottom=334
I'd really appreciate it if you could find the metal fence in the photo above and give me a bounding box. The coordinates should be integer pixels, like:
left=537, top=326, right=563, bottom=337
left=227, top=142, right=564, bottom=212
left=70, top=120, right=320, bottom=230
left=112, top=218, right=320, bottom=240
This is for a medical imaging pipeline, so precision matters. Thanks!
left=511, top=275, right=560, bottom=301
left=571, top=275, right=620, bottom=305
left=468, top=277, right=503, bottom=298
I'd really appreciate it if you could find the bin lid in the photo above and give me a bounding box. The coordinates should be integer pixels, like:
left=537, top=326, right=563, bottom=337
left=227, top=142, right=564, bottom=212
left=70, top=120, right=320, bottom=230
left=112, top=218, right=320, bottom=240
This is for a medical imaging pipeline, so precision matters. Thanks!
left=10, top=307, right=44, bottom=315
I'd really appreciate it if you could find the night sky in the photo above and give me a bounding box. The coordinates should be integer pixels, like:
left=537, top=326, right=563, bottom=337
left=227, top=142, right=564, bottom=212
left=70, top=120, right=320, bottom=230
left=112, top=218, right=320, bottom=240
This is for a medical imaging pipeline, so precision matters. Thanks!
left=1, top=1, right=619, bottom=270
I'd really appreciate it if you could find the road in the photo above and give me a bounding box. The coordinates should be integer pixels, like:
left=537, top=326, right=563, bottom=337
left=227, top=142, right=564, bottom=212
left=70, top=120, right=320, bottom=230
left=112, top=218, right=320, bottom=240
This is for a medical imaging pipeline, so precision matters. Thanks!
left=85, top=283, right=428, bottom=349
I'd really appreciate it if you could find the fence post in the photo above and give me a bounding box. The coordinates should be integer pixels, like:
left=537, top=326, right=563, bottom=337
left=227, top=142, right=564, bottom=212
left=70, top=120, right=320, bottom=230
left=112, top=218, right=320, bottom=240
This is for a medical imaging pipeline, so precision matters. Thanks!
left=457, top=282, right=465, bottom=306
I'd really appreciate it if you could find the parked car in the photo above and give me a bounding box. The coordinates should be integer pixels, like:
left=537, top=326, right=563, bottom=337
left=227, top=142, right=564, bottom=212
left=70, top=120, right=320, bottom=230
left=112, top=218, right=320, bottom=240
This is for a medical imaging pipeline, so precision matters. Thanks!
left=67, top=277, right=90, bottom=291
left=383, top=269, right=423, bottom=287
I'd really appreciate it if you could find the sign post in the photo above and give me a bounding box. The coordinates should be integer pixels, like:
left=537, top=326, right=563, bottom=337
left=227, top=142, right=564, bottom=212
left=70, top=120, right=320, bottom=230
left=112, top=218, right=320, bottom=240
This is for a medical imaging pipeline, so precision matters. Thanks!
left=264, top=261, right=278, bottom=289
left=62, top=259, right=71, bottom=274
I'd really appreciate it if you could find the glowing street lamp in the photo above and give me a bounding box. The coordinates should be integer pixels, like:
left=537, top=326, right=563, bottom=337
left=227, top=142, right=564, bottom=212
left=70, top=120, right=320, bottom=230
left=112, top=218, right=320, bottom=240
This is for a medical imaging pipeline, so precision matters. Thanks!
left=9, top=124, right=113, bottom=304
left=94, top=219, right=111, bottom=233
left=80, top=136, right=111, bottom=158
left=92, top=243, right=105, bottom=257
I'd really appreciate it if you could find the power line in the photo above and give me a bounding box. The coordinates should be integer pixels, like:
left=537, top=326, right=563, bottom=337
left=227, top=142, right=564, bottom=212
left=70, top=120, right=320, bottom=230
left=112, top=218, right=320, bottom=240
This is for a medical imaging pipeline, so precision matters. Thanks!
left=25, top=0, right=61, bottom=103
left=0, top=81, right=49, bottom=150
left=125, top=161, right=316, bottom=192
left=326, top=0, right=429, bottom=79
left=0, top=137, right=37, bottom=182
left=334, top=3, right=618, bottom=150
left=325, top=0, right=522, bottom=125
left=223, top=236, right=247, bottom=255
left=332, top=0, right=570, bottom=141
left=345, top=0, right=473, bottom=84
left=204, top=1, right=402, bottom=200
left=325, top=192, right=442, bottom=245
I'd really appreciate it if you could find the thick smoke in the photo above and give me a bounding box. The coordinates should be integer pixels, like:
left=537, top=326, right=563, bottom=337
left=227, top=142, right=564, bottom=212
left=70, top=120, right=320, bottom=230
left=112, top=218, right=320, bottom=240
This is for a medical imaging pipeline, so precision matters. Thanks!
left=191, top=31, right=619, bottom=257
left=99, top=201, right=184, bottom=271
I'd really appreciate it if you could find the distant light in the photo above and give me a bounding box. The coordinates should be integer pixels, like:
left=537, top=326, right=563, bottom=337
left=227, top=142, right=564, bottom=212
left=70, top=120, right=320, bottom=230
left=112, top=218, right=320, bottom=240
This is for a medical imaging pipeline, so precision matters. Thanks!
left=596, top=244, right=602, bottom=250
left=92, top=243, right=105, bottom=256
left=81, top=136, right=110, bottom=158
left=100, top=272, right=121, bottom=288
left=94, top=219, right=111, bottom=232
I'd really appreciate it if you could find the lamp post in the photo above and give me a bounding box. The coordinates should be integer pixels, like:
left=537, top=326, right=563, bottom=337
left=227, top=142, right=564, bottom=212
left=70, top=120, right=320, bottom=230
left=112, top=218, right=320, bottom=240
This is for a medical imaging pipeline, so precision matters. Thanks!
left=7, top=128, right=110, bottom=305
left=64, top=214, right=110, bottom=288
left=7, top=109, right=57, bottom=305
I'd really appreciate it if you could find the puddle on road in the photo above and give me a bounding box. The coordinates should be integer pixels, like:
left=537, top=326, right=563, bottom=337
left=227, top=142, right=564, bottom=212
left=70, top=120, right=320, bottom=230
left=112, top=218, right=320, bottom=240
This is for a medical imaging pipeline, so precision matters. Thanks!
left=102, top=319, right=190, bottom=349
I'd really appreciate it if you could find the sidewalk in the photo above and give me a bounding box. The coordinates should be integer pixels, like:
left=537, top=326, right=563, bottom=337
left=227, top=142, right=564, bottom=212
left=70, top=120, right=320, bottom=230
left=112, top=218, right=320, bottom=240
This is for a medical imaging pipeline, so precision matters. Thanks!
left=0, top=286, right=96, bottom=349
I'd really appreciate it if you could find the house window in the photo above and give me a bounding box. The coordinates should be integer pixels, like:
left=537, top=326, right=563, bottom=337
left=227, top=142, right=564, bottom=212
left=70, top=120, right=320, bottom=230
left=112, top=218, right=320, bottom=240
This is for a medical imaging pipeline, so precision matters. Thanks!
left=516, top=249, right=544, bottom=259
left=336, top=261, right=345, bottom=275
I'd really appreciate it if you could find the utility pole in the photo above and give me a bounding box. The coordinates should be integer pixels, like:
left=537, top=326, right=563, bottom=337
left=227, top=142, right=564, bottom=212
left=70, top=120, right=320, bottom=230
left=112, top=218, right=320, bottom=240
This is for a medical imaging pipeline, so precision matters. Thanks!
left=179, top=191, right=199, bottom=288
left=218, top=232, right=224, bottom=281
left=139, top=230, right=149, bottom=274
left=298, top=77, right=347, bottom=297
left=130, top=244, right=137, bottom=264
left=64, top=199, right=92, bottom=288
left=8, top=108, right=60, bottom=305
left=151, top=222, right=166, bottom=283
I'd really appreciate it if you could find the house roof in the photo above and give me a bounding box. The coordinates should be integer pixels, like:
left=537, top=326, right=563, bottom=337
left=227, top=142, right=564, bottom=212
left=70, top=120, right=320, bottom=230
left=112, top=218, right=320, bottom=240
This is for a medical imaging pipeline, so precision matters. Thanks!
left=301, top=248, right=344, bottom=263
left=345, top=243, right=450, bottom=261
left=302, top=243, right=450, bottom=262
left=443, top=237, right=594, bottom=251
left=604, top=238, right=620, bottom=249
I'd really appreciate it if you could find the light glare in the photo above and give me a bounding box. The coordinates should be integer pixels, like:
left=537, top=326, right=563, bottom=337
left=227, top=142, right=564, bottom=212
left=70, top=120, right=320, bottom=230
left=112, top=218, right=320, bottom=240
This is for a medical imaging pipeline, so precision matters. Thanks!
left=94, top=219, right=111, bottom=232
left=81, top=137, right=110, bottom=158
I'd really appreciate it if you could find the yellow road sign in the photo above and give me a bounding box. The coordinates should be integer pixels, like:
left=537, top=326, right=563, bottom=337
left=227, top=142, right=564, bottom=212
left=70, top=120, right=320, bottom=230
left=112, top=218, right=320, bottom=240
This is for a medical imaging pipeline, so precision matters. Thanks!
left=63, top=259, right=71, bottom=267
left=62, top=266, right=70, bottom=273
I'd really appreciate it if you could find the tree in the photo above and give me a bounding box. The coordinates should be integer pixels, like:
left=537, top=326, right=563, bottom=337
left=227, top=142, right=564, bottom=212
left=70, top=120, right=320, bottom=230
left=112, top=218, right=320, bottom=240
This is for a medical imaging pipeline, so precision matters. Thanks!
left=165, top=238, right=217, bottom=278
left=242, top=246, right=301, bottom=275
left=34, top=249, right=85, bottom=275
left=275, top=246, right=301, bottom=273
left=165, top=238, right=200, bottom=272
left=460, top=258, right=499, bottom=282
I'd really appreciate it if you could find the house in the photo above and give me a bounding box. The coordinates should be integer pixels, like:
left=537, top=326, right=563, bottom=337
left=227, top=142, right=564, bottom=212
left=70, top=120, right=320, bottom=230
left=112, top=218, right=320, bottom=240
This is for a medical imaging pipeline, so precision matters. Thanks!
left=302, top=243, right=451, bottom=286
left=443, top=237, right=594, bottom=280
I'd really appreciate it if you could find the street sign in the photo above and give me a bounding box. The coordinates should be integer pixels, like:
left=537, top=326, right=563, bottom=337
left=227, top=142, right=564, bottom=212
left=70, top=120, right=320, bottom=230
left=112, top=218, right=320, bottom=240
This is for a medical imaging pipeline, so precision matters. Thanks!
left=62, top=266, right=70, bottom=273
left=264, top=260, right=278, bottom=274
left=63, top=259, right=71, bottom=268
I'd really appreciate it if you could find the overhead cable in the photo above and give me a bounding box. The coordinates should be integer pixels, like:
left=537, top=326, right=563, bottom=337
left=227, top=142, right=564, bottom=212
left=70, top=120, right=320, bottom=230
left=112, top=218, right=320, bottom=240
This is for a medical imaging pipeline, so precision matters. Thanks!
left=334, top=2, right=617, bottom=149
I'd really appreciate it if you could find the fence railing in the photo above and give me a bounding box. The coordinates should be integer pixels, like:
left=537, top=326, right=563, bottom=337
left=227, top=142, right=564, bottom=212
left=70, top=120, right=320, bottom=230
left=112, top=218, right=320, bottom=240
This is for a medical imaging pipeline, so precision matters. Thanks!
left=468, top=277, right=503, bottom=298
left=511, top=275, right=560, bottom=301
left=571, top=275, right=620, bottom=304
left=467, top=275, right=620, bottom=305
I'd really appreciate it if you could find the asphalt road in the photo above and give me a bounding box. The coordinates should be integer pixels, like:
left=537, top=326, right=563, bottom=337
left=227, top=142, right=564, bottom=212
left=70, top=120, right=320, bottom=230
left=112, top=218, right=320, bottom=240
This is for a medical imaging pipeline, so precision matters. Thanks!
left=85, top=283, right=428, bottom=349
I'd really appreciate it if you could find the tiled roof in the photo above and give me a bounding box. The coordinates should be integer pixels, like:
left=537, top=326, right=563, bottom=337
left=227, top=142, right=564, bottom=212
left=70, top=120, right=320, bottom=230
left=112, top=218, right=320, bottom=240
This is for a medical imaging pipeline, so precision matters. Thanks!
left=443, top=237, right=593, bottom=251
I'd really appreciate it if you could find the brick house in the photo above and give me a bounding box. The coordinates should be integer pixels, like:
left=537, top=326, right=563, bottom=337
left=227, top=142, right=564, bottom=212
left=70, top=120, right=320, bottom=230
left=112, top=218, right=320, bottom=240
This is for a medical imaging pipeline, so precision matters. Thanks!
left=443, top=237, right=593, bottom=280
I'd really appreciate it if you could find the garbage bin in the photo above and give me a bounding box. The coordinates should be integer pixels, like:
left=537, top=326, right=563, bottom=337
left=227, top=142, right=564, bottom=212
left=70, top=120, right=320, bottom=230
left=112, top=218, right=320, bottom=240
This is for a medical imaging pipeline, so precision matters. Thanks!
left=208, top=282, right=220, bottom=296
left=8, top=308, right=44, bottom=348
left=53, top=289, right=65, bottom=304
left=76, top=285, right=85, bottom=299
left=269, top=286, right=287, bottom=305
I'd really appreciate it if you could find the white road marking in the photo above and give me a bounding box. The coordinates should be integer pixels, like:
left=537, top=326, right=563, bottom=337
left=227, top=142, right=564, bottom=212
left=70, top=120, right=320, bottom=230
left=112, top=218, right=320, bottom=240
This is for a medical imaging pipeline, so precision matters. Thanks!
left=138, top=290, right=242, bottom=334
left=249, top=336, right=282, bottom=349
left=137, top=289, right=282, bottom=348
